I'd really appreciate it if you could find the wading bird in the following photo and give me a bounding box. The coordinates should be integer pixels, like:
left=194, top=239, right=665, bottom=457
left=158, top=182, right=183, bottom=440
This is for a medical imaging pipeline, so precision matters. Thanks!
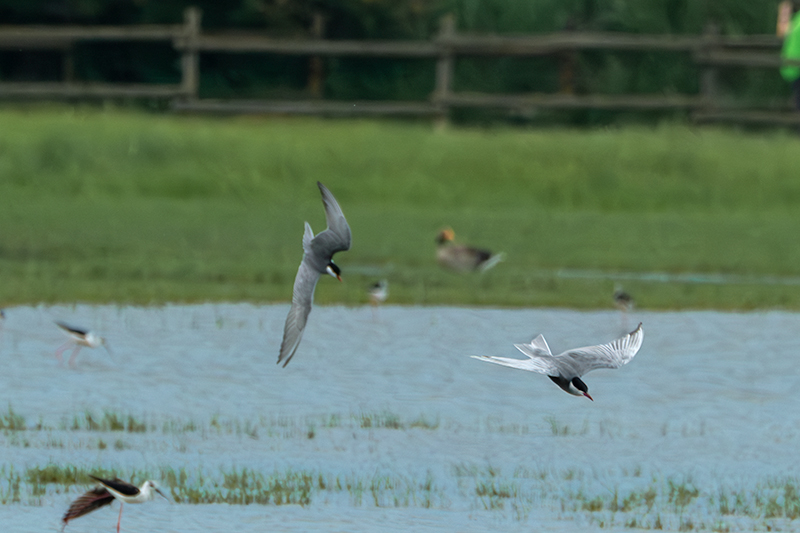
left=613, top=284, right=634, bottom=312
left=54, top=321, right=112, bottom=366
left=368, top=279, right=389, bottom=306
left=62, top=475, right=167, bottom=532
left=613, top=284, right=635, bottom=329
left=278, top=182, right=352, bottom=367
left=471, top=323, right=644, bottom=401
left=435, top=228, right=504, bottom=272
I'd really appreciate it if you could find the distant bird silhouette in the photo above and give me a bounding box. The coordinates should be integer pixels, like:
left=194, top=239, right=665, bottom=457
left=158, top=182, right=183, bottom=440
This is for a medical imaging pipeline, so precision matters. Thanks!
left=471, top=323, right=644, bottom=401
left=368, top=280, right=389, bottom=306
left=435, top=228, right=504, bottom=272
left=54, top=321, right=112, bottom=366
left=62, top=475, right=167, bottom=532
left=368, top=279, right=389, bottom=320
left=613, top=284, right=634, bottom=329
left=278, top=182, right=352, bottom=367
left=613, top=285, right=634, bottom=312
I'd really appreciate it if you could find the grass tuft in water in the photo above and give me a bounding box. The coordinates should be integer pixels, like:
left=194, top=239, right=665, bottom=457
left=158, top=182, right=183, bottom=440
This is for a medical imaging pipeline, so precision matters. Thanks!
left=358, top=411, right=402, bottom=429
left=67, top=410, right=150, bottom=433
left=0, top=405, right=26, bottom=430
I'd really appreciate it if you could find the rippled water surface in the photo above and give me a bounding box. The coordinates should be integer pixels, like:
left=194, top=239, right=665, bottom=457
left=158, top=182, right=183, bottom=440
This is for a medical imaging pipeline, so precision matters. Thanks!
left=0, top=304, right=798, bottom=532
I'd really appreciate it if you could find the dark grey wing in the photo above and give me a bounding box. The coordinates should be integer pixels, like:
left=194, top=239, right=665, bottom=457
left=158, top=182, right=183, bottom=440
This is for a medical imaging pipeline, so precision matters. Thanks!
left=558, top=323, right=644, bottom=376
left=56, top=321, right=88, bottom=336
left=314, top=182, right=351, bottom=257
left=277, top=259, right=322, bottom=367
left=62, top=486, right=114, bottom=525
left=88, top=475, right=140, bottom=496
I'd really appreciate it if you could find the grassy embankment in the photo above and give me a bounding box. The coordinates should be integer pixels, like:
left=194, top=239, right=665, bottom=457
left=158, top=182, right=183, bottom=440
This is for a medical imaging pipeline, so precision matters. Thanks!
left=1, top=106, right=799, bottom=309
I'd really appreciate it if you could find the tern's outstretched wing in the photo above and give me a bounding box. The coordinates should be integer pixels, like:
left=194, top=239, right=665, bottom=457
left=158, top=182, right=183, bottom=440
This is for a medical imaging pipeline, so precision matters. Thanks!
left=470, top=354, right=558, bottom=375
left=312, top=182, right=351, bottom=258
left=62, top=486, right=114, bottom=525
left=558, top=323, right=644, bottom=376
left=277, top=259, right=321, bottom=367
left=513, top=334, right=552, bottom=358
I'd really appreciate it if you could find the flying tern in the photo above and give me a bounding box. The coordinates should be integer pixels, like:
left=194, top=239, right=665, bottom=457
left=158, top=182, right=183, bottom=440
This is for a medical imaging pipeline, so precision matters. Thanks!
left=278, top=182, right=352, bottom=367
left=471, top=323, right=644, bottom=400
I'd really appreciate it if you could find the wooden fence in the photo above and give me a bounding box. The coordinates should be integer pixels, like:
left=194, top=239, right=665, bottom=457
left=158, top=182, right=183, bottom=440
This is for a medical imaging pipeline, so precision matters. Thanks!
left=0, top=7, right=799, bottom=125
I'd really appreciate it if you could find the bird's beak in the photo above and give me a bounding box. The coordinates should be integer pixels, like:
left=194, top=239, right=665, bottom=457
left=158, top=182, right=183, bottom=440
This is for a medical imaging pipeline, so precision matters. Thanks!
left=583, top=392, right=594, bottom=401
left=325, top=265, right=342, bottom=282
left=155, top=487, right=170, bottom=502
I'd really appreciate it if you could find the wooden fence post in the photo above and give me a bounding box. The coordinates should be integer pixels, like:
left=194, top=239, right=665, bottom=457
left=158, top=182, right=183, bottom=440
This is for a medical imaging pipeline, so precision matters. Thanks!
left=180, top=6, right=202, bottom=102
left=308, top=12, right=326, bottom=98
left=62, top=44, right=75, bottom=83
left=699, top=22, right=720, bottom=115
left=433, top=13, right=455, bottom=128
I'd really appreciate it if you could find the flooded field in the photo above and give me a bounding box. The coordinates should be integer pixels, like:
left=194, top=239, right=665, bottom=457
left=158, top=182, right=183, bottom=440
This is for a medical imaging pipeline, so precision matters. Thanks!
left=0, top=303, right=798, bottom=532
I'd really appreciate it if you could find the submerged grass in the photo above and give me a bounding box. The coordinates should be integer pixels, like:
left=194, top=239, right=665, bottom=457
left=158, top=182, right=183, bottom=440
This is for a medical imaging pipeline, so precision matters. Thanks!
left=13, top=463, right=446, bottom=509
left=5, top=458, right=800, bottom=530
left=0, top=407, right=441, bottom=440
left=1, top=106, right=800, bottom=308
left=0, top=405, right=25, bottom=431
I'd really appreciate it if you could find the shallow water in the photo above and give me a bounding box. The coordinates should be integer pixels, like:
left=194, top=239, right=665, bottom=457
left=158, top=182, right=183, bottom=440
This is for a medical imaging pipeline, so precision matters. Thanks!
left=0, top=304, right=799, bottom=532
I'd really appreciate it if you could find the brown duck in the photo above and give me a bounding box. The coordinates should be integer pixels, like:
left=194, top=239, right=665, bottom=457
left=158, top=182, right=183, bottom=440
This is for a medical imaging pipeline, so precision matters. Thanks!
left=436, top=228, right=504, bottom=272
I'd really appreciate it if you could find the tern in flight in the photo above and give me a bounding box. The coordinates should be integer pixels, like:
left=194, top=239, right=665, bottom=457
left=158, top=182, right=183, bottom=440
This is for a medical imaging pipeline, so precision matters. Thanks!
left=278, top=182, right=352, bottom=367
left=471, top=323, right=644, bottom=400
left=62, top=475, right=167, bottom=532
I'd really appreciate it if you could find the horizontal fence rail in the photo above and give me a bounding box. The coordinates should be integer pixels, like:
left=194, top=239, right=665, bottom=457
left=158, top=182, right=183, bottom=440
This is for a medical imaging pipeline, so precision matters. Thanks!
left=0, top=7, right=798, bottom=125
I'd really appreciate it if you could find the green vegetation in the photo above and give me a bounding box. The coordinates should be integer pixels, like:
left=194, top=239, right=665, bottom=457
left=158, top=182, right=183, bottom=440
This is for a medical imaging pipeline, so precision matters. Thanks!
left=0, top=405, right=25, bottom=431
left=1, top=106, right=800, bottom=309
left=30, top=456, right=797, bottom=530
left=0, top=407, right=441, bottom=439
left=1, top=0, right=787, bottom=123
left=11, top=463, right=446, bottom=509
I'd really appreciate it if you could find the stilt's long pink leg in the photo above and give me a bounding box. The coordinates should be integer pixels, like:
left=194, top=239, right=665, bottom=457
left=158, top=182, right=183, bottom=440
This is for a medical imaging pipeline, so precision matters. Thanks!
left=67, top=345, right=82, bottom=367
left=116, top=503, right=123, bottom=533
left=55, top=342, right=72, bottom=364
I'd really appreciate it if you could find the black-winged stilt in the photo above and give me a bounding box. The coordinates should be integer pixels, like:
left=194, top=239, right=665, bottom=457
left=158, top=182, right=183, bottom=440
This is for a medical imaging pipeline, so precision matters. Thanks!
left=62, top=475, right=167, bottom=532
left=368, top=279, right=389, bottom=306
left=54, top=321, right=112, bottom=366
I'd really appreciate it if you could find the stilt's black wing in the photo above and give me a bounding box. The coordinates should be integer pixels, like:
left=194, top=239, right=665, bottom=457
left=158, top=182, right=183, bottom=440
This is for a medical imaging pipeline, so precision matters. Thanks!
left=89, top=475, right=140, bottom=496
left=55, top=321, right=89, bottom=336
left=62, top=486, right=113, bottom=526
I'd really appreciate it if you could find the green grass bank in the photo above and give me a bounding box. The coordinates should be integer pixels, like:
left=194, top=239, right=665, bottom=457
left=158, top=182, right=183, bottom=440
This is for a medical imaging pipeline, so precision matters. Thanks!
left=1, top=105, right=799, bottom=309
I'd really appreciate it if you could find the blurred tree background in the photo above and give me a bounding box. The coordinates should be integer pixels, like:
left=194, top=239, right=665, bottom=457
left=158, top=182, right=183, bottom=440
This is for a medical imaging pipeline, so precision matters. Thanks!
left=0, top=0, right=789, bottom=124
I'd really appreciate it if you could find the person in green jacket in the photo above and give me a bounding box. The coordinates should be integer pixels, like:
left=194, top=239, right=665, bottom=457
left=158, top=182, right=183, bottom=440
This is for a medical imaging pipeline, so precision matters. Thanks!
left=779, top=1, right=800, bottom=109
